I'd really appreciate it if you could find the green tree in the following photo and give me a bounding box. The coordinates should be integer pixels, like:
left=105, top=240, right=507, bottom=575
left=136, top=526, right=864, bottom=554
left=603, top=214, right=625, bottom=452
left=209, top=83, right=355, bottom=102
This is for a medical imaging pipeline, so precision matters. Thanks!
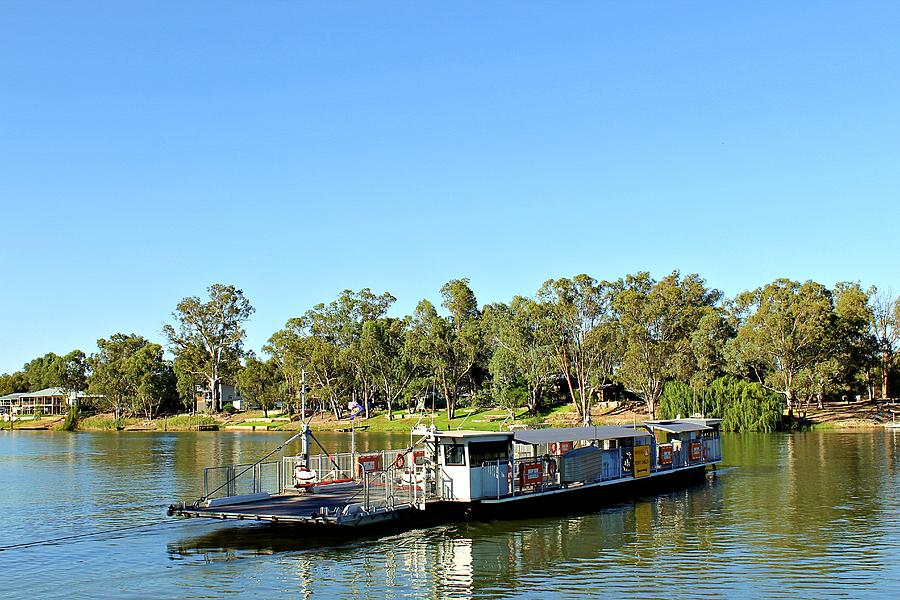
left=728, top=279, right=834, bottom=416
left=484, top=297, right=557, bottom=415
left=129, top=343, right=175, bottom=419
left=613, top=271, right=720, bottom=419
left=538, top=275, right=615, bottom=425
left=272, top=288, right=395, bottom=419
left=832, top=282, right=878, bottom=401
left=89, top=334, right=147, bottom=421
left=163, top=284, right=253, bottom=412
left=23, top=352, right=63, bottom=390
left=691, top=309, right=734, bottom=390
left=407, top=280, right=482, bottom=420
left=265, top=329, right=308, bottom=414
left=0, top=371, right=28, bottom=396
left=236, top=355, right=282, bottom=417
left=869, top=288, right=899, bottom=399
left=357, top=317, right=416, bottom=420
left=57, top=350, right=88, bottom=407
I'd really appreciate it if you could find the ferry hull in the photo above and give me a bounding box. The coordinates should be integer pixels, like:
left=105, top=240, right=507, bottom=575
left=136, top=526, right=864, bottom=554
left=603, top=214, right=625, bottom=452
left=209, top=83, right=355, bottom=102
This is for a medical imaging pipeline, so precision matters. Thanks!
left=465, top=463, right=711, bottom=520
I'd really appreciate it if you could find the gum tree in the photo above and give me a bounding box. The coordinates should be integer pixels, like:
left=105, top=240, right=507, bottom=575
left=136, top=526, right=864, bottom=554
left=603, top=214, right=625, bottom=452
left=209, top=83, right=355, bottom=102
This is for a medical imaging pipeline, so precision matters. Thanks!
left=728, top=279, right=834, bottom=416
left=163, top=284, right=253, bottom=412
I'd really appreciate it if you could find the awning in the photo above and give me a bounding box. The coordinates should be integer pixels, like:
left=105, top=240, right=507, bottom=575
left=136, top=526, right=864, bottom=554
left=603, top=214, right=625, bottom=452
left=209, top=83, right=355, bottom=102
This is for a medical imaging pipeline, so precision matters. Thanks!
left=643, top=421, right=711, bottom=434
left=514, top=426, right=650, bottom=445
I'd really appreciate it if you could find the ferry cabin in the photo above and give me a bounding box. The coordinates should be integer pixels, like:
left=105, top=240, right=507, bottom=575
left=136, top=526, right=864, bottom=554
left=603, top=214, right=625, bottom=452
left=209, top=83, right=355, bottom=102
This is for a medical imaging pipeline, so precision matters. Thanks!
left=422, top=421, right=720, bottom=503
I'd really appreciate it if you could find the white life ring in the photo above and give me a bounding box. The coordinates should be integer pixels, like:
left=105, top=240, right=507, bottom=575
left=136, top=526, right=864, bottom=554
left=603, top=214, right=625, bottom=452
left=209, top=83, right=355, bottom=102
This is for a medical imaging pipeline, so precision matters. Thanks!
left=293, top=464, right=317, bottom=485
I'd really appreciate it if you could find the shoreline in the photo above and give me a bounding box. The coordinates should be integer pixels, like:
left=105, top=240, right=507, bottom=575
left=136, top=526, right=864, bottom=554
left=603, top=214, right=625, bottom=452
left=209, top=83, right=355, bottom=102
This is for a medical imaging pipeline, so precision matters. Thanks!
left=2, top=400, right=895, bottom=433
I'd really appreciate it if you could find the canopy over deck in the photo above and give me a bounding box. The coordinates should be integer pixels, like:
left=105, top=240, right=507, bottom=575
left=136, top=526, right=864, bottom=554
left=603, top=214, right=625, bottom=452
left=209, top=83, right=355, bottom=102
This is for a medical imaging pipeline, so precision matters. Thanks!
left=643, top=421, right=712, bottom=434
left=514, top=425, right=650, bottom=445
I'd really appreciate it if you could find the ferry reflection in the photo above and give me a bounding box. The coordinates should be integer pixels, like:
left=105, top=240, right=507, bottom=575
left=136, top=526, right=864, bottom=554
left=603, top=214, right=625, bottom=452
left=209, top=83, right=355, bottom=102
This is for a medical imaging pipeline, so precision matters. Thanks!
left=168, top=522, right=371, bottom=557
left=168, top=476, right=721, bottom=599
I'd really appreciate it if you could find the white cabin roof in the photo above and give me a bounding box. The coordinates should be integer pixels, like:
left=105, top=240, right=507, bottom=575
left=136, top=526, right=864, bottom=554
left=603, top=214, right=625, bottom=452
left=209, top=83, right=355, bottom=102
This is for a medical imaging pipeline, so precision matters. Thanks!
left=643, top=421, right=712, bottom=434
left=514, top=425, right=651, bottom=445
left=425, top=430, right=515, bottom=440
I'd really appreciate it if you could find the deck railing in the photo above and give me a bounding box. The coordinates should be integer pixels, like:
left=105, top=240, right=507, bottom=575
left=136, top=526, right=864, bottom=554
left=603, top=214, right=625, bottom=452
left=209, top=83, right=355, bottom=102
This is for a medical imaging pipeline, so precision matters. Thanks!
left=481, top=437, right=723, bottom=500
left=203, top=461, right=282, bottom=499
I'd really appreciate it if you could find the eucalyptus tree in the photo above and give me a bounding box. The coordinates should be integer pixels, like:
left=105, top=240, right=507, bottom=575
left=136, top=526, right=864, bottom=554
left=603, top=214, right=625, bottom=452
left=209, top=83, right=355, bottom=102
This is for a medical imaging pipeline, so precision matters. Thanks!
left=163, top=284, right=253, bottom=412
left=129, top=343, right=175, bottom=419
left=0, top=371, right=28, bottom=396
left=236, top=354, right=283, bottom=417
left=613, top=271, right=720, bottom=419
left=56, top=350, right=88, bottom=406
left=691, top=309, right=735, bottom=390
left=483, top=296, right=557, bottom=415
left=265, top=329, right=308, bottom=414
left=832, top=282, right=878, bottom=400
left=357, top=317, right=416, bottom=420
left=271, top=288, right=395, bottom=419
left=869, top=288, right=899, bottom=399
left=22, top=351, right=85, bottom=392
left=727, top=278, right=834, bottom=416
left=538, top=275, right=617, bottom=425
left=90, top=334, right=172, bottom=420
left=407, top=279, right=482, bottom=420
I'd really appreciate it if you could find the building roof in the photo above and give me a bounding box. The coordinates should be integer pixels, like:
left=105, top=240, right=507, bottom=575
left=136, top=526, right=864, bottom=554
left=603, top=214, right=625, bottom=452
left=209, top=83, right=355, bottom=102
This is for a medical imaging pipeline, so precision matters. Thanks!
left=20, top=387, right=68, bottom=398
left=0, top=392, right=28, bottom=401
left=18, top=388, right=94, bottom=399
left=514, top=425, right=651, bottom=445
left=427, top=430, right=515, bottom=439
left=643, top=420, right=712, bottom=434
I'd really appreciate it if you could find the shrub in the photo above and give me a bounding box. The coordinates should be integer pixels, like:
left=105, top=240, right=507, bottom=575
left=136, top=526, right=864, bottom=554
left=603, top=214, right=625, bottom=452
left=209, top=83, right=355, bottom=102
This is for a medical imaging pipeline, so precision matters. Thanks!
left=62, top=407, right=80, bottom=431
left=223, top=403, right=236, bottom=414
left=659, top=376, right=785, bottom=432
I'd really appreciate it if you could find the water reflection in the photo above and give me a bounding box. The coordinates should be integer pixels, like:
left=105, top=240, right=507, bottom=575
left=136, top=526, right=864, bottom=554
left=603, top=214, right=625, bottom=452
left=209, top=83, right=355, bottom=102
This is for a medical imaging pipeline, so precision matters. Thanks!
left=3, top=430, right=900, bottom=599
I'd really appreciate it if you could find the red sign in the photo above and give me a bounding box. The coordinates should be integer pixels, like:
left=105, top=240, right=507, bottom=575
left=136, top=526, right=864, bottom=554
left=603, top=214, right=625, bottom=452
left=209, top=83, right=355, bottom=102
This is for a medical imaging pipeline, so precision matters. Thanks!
left=413, top=450, right=425, bottom=465
left=689, top=441, right=702, bottom=461
left=358, top=455, right=382, bottom=474
left=658, top=445, right=673, bottom=466
left=519, top=462, right=543, bottom=485
left=549, top=441, right=574, bottom=455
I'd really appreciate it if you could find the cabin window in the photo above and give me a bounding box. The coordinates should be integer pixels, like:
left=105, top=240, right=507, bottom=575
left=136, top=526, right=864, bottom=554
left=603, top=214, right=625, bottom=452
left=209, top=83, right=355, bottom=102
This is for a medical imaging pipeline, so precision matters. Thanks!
left=444, top=444, right=466, bottom=466
left=469, top=441, right=509, bottom=466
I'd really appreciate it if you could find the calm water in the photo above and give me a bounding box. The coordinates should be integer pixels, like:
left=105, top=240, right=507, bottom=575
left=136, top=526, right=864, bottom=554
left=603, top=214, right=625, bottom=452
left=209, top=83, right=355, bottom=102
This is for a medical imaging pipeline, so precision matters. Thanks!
left=1, top=429, right=899, bottom=599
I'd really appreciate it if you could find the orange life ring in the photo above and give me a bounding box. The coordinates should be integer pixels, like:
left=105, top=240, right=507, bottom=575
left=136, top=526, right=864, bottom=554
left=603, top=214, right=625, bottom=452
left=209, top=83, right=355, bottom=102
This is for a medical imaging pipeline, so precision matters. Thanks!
left=394, top=453, right=405, bottom=468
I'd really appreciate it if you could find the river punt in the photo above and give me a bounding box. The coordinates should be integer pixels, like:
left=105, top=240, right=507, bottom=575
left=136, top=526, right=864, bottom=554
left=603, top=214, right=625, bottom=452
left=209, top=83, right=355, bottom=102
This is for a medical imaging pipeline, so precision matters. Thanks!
left=169, top=419, right=722, bottom=531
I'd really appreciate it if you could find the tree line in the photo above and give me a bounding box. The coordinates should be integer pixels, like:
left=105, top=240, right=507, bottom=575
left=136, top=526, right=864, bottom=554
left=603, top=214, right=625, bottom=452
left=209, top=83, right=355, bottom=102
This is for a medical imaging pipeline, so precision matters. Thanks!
left=1, top=274, right=898, bottom=429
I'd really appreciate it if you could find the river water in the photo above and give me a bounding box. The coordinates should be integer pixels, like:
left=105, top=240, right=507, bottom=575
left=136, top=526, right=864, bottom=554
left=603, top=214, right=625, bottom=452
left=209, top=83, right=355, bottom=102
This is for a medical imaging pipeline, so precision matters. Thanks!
left=1, top=429, right=898, bottom=599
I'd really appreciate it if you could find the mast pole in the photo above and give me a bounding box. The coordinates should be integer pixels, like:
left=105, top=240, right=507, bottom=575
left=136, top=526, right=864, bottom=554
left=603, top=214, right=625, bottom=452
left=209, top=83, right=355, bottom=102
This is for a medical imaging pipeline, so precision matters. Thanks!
left=301, top=369, right=310, bottom=466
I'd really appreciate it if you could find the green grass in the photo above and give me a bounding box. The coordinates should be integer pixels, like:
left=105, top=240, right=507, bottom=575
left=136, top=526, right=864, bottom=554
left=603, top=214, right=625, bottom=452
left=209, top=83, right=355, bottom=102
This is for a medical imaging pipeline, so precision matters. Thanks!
left=162, top=414, right=221, bottom=430
left=301, top=407, right=536, bottom=433
left=79, top=416, right=143, bottom=431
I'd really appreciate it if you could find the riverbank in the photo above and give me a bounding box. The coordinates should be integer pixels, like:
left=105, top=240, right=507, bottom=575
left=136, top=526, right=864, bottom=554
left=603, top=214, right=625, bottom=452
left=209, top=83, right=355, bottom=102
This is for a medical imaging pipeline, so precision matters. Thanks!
left=2, top=402, right=650, bottom=433
left=4, top=398, right=896, bottom=433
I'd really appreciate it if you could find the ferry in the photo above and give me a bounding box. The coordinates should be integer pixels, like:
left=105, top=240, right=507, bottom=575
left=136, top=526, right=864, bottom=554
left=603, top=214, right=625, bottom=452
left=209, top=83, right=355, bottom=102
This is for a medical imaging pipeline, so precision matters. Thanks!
left=168, top=419, right=722, bottom=530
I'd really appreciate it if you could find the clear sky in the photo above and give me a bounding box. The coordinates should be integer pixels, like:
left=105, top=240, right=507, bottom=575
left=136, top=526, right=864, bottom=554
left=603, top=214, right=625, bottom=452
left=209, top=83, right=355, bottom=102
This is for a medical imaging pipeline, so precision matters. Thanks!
left=1, top=2, right=898, bottom=374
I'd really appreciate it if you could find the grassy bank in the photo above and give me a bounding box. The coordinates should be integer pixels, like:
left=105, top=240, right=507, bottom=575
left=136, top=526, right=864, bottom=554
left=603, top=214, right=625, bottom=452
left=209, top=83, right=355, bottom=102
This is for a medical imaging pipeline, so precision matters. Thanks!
left=3, top=398, right=892, bottom=434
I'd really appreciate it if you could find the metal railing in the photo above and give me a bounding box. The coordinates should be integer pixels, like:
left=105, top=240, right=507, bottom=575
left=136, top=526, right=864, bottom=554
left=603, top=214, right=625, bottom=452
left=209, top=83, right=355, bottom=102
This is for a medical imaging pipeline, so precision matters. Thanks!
left=281, top=448, right=411, bottom=492
left=203, top=461, right=282, bottom=499
left=481, top=437, right=724, bottom=500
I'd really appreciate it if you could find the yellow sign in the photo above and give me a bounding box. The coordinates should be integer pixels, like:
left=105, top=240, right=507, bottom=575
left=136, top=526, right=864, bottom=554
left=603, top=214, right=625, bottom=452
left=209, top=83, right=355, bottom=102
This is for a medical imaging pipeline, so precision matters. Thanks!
left=634, top=445, right=651, bottom=478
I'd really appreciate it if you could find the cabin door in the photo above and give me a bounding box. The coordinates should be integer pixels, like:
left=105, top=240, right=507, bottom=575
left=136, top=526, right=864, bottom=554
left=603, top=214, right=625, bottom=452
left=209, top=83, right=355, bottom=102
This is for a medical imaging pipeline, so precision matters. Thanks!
left=468, top=440, right=512, bottom=500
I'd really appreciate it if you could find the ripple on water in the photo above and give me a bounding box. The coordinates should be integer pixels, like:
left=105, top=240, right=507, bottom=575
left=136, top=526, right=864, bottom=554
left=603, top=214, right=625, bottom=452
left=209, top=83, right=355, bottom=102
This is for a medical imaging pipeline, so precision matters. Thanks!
left=2, top=430, right=900, bottom=599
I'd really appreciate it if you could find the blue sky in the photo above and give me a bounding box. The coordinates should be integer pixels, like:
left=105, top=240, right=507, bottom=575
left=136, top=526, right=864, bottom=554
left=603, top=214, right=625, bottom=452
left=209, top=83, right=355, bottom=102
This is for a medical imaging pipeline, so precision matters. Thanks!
left=1, top=2, right=898, bottom=374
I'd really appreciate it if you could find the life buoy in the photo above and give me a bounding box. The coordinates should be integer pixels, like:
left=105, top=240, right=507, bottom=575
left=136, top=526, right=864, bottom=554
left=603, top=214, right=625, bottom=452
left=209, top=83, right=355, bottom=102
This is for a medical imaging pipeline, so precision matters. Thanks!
left=547, top=459, right=558, bottom=478
left=293, top=464, right=317, bottom=485
left=394, top=453, right=405, bottom=469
